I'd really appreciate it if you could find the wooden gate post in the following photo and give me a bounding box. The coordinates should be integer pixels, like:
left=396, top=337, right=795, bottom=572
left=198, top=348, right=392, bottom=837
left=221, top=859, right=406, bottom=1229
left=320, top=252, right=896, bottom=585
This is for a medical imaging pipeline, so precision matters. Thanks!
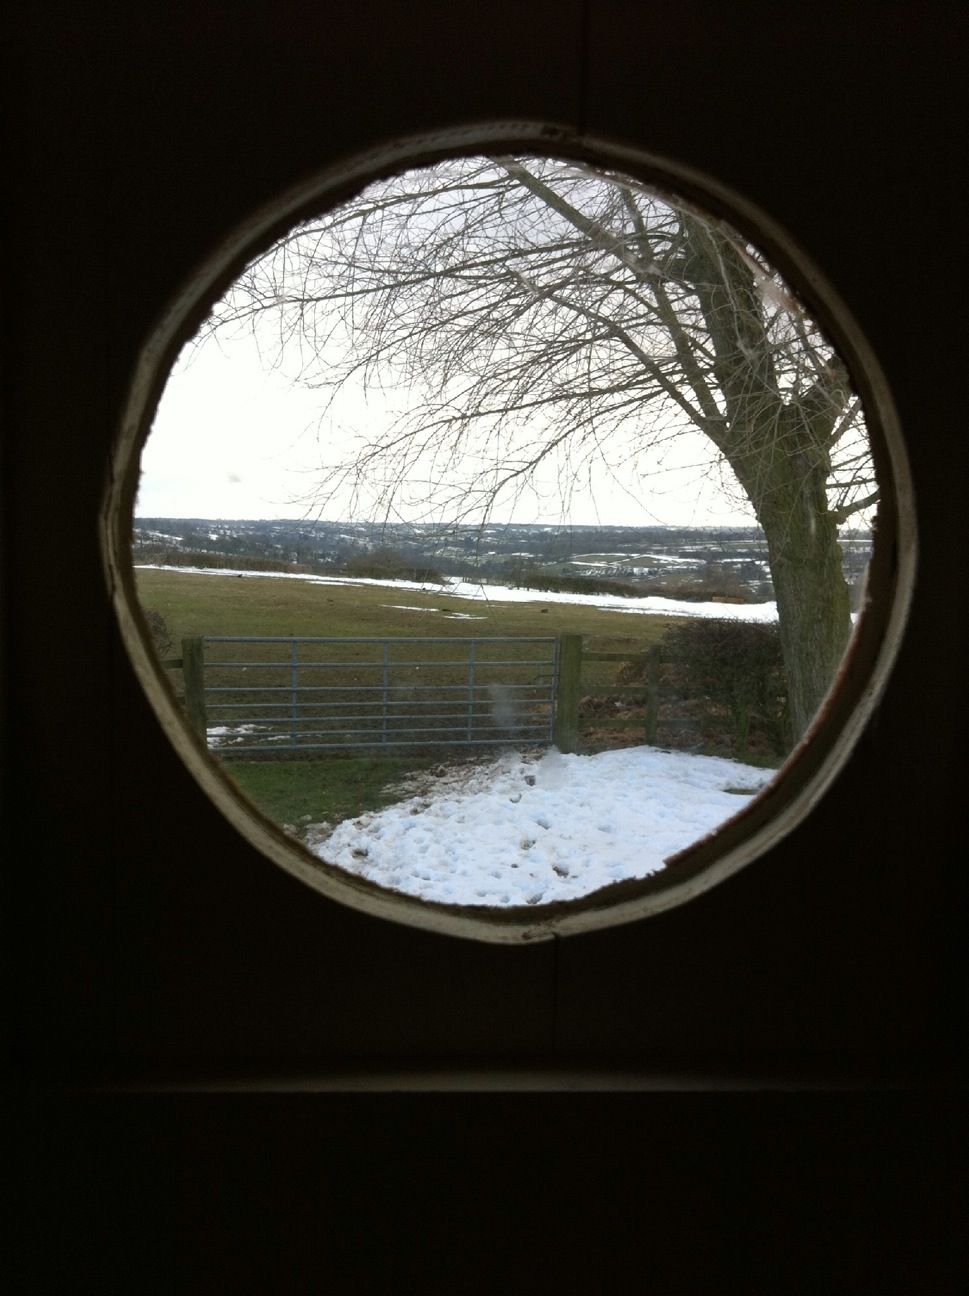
left=644, top=643, right=662, bottom=745
left=181, top=637, right=208, bottom=741
left=553, top=633, right=583, bottom=753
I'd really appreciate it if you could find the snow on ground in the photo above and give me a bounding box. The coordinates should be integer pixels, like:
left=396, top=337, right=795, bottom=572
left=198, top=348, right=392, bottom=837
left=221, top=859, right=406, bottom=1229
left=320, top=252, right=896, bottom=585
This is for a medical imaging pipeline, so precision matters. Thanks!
left=207, top=723, right=260, bottom=747
left=208, top=723, right=287, bottom=748
left=137, top=564, right=777, bottom=622
left=382, top=604, right=489, bottom=620
left=310, top=745, right=775, bottom=907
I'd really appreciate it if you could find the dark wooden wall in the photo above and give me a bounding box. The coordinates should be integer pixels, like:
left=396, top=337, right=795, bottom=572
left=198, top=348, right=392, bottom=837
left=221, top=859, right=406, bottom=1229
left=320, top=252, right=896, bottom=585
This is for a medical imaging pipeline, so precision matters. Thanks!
left=6, top=3, right=965, bottom=1289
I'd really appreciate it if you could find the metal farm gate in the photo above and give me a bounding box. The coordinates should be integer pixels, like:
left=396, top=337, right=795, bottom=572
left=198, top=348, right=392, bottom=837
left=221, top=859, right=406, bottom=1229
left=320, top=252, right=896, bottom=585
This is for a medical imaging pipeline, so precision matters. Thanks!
left=182, top=635, right=565, bottom=756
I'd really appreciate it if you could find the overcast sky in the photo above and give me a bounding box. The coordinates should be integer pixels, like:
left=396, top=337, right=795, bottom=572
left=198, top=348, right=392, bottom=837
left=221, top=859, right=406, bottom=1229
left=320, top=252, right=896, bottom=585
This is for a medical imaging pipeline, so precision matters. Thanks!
left=136, top=329, right=759, bottom=528
left=134, top=153, right=864, bottom=532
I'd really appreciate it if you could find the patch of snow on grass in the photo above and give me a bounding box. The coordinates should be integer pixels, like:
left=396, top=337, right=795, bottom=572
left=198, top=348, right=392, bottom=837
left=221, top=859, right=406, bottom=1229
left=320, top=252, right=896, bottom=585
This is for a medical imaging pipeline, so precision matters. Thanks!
left=312, top=745, right=774, bottom=907
left=207, top=723, right=262, bottom=747
left=441, top=577, right=777, bottom=622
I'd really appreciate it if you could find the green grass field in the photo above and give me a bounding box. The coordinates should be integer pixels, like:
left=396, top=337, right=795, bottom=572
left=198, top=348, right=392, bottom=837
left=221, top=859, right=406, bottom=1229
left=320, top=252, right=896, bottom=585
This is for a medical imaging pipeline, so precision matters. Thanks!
left=134, top=566, right=685, bottom=826
left=134, top=566, right=676, bottom=664
left=225, top=755, right=438, bottom=834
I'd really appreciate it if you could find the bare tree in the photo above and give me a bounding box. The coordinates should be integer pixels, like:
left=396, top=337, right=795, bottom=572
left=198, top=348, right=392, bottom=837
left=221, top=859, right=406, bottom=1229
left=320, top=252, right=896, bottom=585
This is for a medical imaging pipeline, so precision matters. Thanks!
left=209, top=155, right=876, bottom=740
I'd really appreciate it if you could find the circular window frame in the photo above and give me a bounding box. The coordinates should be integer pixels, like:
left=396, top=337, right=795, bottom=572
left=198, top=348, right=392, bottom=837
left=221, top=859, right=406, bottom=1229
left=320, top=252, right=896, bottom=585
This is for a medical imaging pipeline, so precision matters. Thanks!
left=102, top=121, right=916, bottom=943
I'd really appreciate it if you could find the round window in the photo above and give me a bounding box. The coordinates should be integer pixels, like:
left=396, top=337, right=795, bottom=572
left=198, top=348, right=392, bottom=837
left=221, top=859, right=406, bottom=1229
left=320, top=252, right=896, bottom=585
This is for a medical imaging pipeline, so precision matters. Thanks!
left=104, top=125, right=914, bottom=941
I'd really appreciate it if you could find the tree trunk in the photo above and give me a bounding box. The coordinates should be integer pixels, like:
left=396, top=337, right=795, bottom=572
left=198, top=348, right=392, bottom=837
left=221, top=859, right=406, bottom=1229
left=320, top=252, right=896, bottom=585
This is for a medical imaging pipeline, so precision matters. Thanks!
left=758, top=468, right=853, bottom=743
left=676, top=219, right=856, bottom=741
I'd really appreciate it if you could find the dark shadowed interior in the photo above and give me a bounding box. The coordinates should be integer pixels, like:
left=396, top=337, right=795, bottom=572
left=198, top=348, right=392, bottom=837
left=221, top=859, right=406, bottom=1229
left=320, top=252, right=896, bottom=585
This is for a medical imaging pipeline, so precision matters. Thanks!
left=6, top=3, right=965, bottom=1289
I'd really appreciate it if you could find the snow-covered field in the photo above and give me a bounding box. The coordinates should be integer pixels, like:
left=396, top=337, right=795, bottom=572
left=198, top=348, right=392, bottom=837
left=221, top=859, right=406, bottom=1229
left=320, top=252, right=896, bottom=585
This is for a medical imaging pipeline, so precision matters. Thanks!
left=309, top=746, right=774, bottom=907
left=136, top=563, right=778, bottom=622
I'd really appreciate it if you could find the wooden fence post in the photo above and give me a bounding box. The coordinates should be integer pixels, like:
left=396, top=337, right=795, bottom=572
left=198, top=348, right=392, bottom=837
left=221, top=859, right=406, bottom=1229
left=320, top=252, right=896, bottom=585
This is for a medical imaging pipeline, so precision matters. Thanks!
left=553, top=633, right=583, bottom=753
left=181, top=637, right=208, bottom=741
left=644, top=643, right=662, bottom=745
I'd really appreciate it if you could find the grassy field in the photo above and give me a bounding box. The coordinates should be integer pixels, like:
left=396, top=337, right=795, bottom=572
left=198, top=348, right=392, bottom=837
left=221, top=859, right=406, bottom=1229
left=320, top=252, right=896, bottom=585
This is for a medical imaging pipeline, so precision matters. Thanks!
left=134, top=566, right=676, bottom=665
left=134, top=566, right=694, bottom=826
left=225, top=755, right=438, bottom=834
